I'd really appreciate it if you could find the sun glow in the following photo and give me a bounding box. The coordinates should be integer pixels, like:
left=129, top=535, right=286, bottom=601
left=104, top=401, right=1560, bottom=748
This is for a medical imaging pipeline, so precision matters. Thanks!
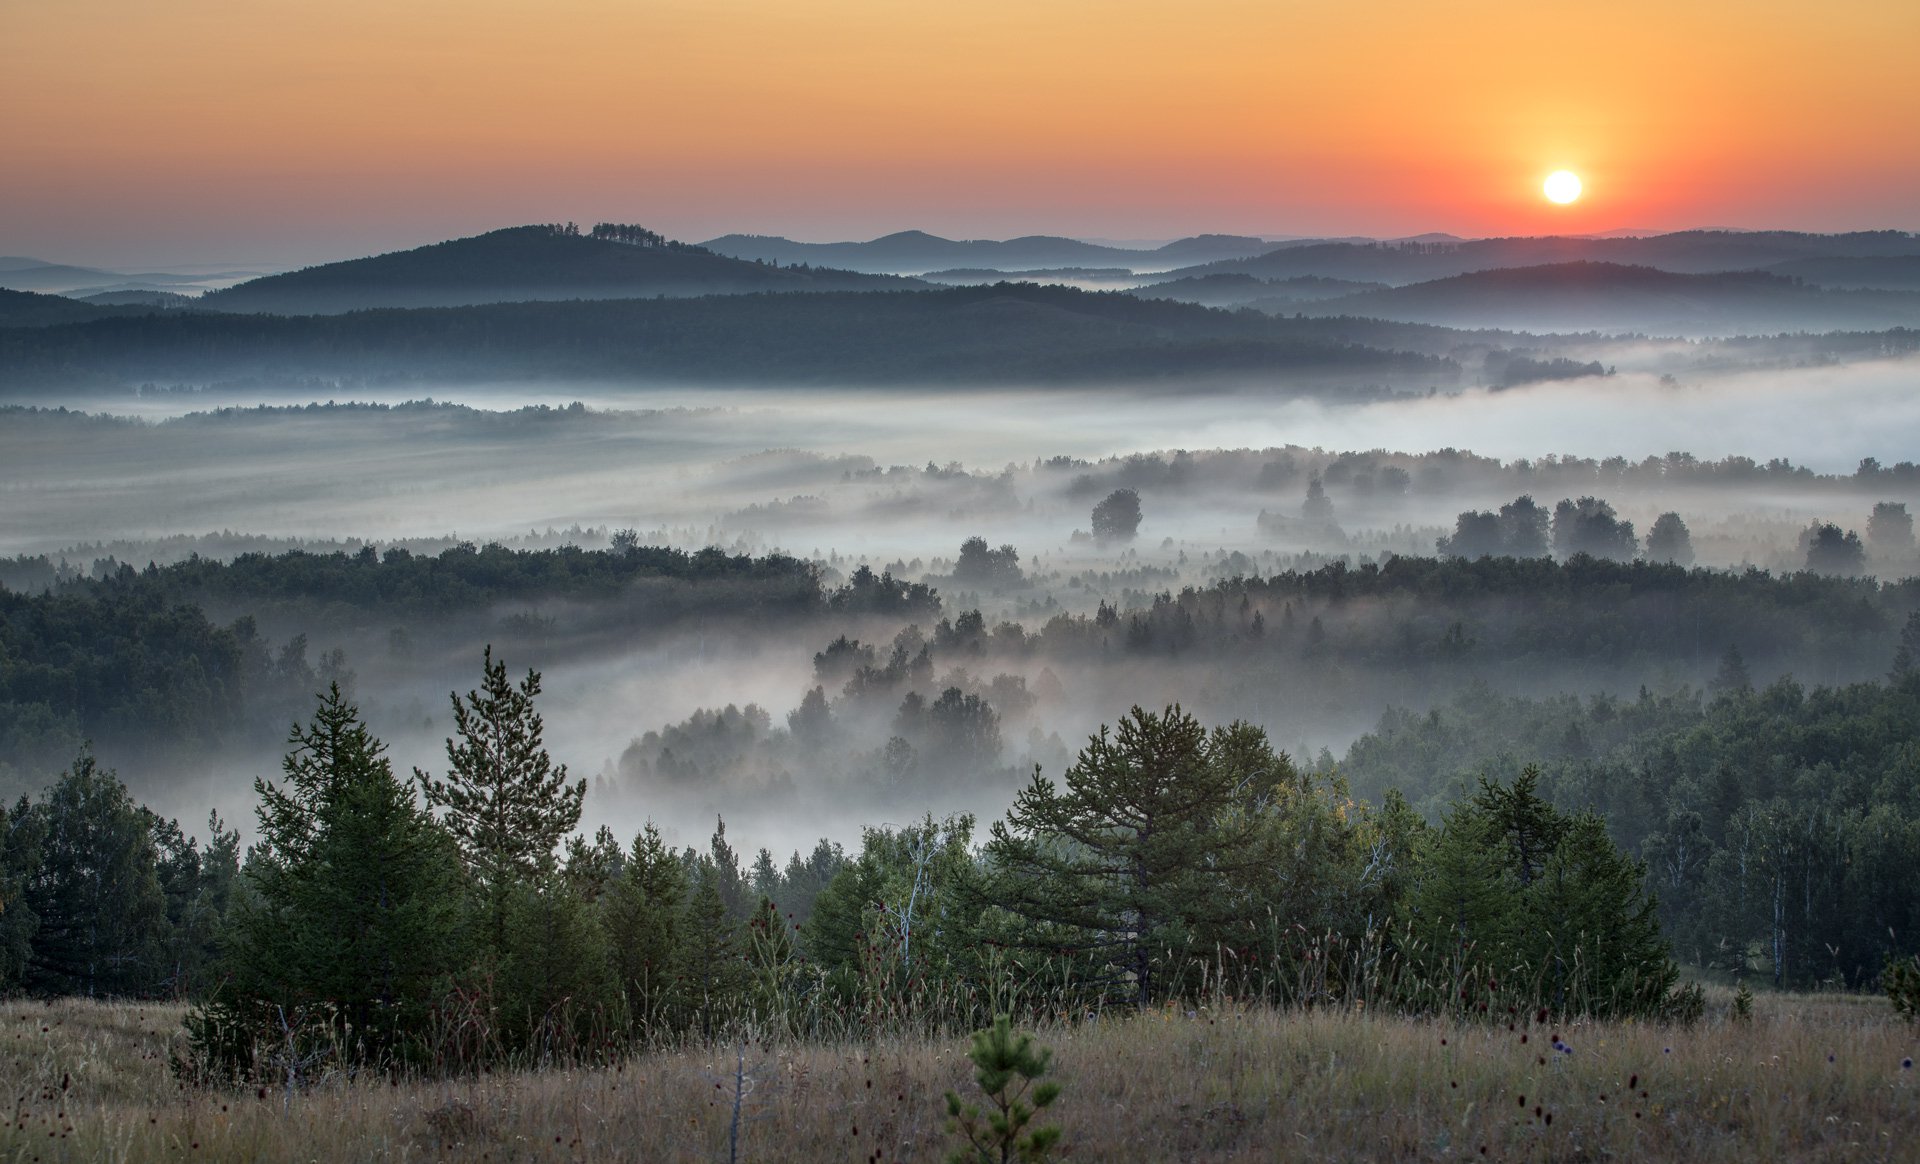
left=1543, top=170, right=1583, bottom=204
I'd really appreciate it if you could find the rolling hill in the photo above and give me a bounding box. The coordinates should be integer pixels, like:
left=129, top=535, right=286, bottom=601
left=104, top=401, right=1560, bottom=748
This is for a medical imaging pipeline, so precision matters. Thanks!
left=1297, top=261, right=1920, bottom=336
left=699, top=230, right=1272, bottom=275
left=1167, top=230, right=1920, bottom=287
left=198, top=226, right=920, bottom=314
left=0, top=283, right=1459, bottom=391
left=0, top=288, right=155, bottom=329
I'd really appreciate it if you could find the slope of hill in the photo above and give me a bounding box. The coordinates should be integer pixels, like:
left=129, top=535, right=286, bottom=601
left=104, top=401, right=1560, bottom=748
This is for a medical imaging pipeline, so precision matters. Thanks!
left=1299, top=261, right=1920, bottom=336
left=0, top=258, right=252, bottom=296
left=0, top=288, right=146, bottom=329
left=1136, top=273, right=1389, bottom=309
left=699, top=230, right=1272, bottom=274
left=199, top=226, right=919, bottom=314
left=77, top=290, right=200, bottom=309
left=1768, top=255, right=1920, bottom=291
left=1171, top=230, right=1920, bottom=287
left=918, top=267, right=1136, bottom=285
left=0, top=283, right=1459, bottom=391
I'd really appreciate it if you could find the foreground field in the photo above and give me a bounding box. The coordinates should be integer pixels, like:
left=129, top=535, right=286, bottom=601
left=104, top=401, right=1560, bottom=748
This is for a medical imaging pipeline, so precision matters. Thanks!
left=0, top=990, right=1913, bottom=1162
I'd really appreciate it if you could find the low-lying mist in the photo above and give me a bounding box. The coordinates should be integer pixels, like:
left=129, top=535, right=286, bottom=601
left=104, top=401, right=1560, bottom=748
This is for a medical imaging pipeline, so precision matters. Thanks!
left=6, top=355, right=1920, bottom=859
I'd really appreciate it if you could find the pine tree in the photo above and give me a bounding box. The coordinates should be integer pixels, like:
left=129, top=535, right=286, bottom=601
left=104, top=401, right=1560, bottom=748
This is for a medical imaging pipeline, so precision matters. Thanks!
left=680, top=858, right=748, bottom=1038
left=944, top=1015, right=1064, bottom=1164
left=219, top=685, right=465, bottom=1068
left=19, top=750, right=170, bottom=997
left=602, top=823, right=689, bottom=1034
left=0, top=800, right=37, bottom=990
left=1404, top=768, right=1680, bottom=1018
left=983, top=706, right=1268, bottom=1007
left=417, top=646, right=585, bottom=956
left=496, top=875, right=613, bottom=1056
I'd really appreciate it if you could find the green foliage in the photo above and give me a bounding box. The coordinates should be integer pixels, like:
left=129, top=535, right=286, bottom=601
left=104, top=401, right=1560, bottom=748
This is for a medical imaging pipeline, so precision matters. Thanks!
left=1732, top=980, right=1755, bottom=1022
left=211, top=685, right=466, bottom=1074
left=418, top=647, right=585, bottom=957
left=986, top=706, right=1275, bottom=1006
left=944, top=1015, right=1063, bottom=1164
left=1403, top=768, right=1682, bottom=1018
left=602, top=823, right=689, bottom=1033
left=495, top=876, right=614, bottom=1057
left=1340, top=671, right=1920, bottom=988
left=15, top=750, right=171, bottom=997
left=1883, top=956, right=1920, bottom=1023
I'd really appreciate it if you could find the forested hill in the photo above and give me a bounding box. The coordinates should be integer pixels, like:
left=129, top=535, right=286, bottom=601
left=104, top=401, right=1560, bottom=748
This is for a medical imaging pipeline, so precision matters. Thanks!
left=0, top=287, right=158, bottom=329
left=1299, top=262, right=1920, bottom=336
left=198, top=225, right=919, bottom=314
left=0, top=541, right=936, bottom=779
left=1168, top=230, right=1920, bottom=286
left=699, top=229, right=1272, bottom=274
left=0, top=283, right=1458, bottom=390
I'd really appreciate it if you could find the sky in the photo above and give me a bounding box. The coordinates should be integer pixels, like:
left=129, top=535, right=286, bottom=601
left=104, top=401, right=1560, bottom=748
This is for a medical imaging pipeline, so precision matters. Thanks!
left=3, top=0, right=1917, bottom=269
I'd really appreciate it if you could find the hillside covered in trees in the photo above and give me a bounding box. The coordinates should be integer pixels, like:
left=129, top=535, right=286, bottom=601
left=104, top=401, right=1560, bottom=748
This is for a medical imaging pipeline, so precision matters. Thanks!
left=198, top=225, right=919, bottom=314
left=0, top=283, right=1460, bottom=391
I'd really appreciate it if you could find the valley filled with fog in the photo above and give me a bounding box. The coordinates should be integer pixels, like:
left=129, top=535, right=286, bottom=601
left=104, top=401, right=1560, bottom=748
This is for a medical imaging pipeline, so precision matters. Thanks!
left=7, top=348, right=1920, bottom=853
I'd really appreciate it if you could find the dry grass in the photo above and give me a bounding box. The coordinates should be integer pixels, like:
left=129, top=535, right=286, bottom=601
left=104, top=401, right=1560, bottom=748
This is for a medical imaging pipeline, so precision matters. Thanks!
left=1, top=987, right=1915, bottom=1162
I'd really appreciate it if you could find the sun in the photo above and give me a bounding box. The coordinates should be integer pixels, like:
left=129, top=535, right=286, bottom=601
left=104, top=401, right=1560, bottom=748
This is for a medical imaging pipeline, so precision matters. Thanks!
left=1543, top=170, right=1583, bottom=205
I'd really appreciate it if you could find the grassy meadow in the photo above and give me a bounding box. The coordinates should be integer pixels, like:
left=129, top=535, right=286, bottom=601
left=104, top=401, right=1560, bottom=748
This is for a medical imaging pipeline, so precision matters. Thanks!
left=0, top=988, right=1912, bottom=1162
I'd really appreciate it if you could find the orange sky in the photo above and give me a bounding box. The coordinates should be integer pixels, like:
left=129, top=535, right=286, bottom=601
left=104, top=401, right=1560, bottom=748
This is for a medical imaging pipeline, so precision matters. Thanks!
left=3, top=0, right=1916, bottom=266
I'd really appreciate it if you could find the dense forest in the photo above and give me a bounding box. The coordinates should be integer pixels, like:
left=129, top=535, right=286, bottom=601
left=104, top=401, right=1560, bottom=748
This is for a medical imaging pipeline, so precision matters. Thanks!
left=0, top=543, right=933, bottom=779
left=2, top=676, right=1696, bottom=1085
left=1334, top=640, right=1920, bottom=988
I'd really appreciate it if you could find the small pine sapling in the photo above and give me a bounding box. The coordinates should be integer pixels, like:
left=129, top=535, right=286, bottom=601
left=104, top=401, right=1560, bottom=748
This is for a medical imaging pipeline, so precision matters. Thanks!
left=1885, top=955, right=1920, bottom=1022
left=1731, top=980, right=1754, bottom=1023
left=944, top=1015, right=1063, bottom=1164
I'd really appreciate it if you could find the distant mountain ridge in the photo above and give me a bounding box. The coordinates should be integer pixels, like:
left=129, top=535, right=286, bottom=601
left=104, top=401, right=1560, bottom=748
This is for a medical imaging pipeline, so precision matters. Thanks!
left=699, top=230, right=1273, bottom=274
left=0, top=257, right=257, bottom=296
left=199, top=225, right=920, bottom=315
left=1295, top=261, right=1920, bottom=336
left=0, top=288, right=177, bottom=329
left=0, top=282, right=1458, bottom=390
left=1169, top=230, right=1920, bottom=287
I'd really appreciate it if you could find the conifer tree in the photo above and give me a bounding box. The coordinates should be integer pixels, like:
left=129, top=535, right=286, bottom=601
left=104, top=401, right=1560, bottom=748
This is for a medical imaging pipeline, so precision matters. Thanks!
left=17, top=750, right=170, bottom=997
left=602, top=823, right=689, bottom=1033
left=944, top=1015, right=1063, bottom=1164
left=984, top=706, right=1268, bottom=1007
left=1404, top=767, right=1679, bottom=1017
left=221, top=685, right=465, bottom=1067
left=680, top=858, right=749, bottom=1038
left=418, top=646, right=585, bottom=954
left=496, top=875, right=613, bottom=1054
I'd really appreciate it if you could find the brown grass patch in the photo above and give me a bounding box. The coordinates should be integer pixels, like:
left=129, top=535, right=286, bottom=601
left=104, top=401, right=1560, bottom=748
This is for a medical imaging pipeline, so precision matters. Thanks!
left=0, top=988, right=1914, bottom=1161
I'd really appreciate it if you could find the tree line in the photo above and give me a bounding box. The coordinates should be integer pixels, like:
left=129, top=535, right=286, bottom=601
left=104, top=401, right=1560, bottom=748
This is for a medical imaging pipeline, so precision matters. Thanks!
left=1334, top=623, right=1920, bottom=989
left=0, top=648, right=1696, bottom=1084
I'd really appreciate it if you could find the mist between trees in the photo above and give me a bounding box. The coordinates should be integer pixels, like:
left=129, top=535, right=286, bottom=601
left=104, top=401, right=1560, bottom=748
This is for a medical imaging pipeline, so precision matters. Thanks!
left=9, top=680, right=1708, bottom=1084
left=0, top=531, right=1918, bottom=1076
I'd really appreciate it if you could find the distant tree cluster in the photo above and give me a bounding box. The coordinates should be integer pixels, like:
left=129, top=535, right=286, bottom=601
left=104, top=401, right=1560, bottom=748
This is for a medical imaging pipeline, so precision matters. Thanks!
left=1436, top=494, right=1550, bottom=558
left=953, top=536, right=1024, bottom=587
left=1090, top=489, right=1143, bottom=543
left=588, top=223, right=713, bottom=254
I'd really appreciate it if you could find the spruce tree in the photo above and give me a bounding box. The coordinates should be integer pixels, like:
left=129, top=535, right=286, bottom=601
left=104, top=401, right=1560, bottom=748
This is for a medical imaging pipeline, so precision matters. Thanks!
left=417, top=646, right=585, bottom=955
